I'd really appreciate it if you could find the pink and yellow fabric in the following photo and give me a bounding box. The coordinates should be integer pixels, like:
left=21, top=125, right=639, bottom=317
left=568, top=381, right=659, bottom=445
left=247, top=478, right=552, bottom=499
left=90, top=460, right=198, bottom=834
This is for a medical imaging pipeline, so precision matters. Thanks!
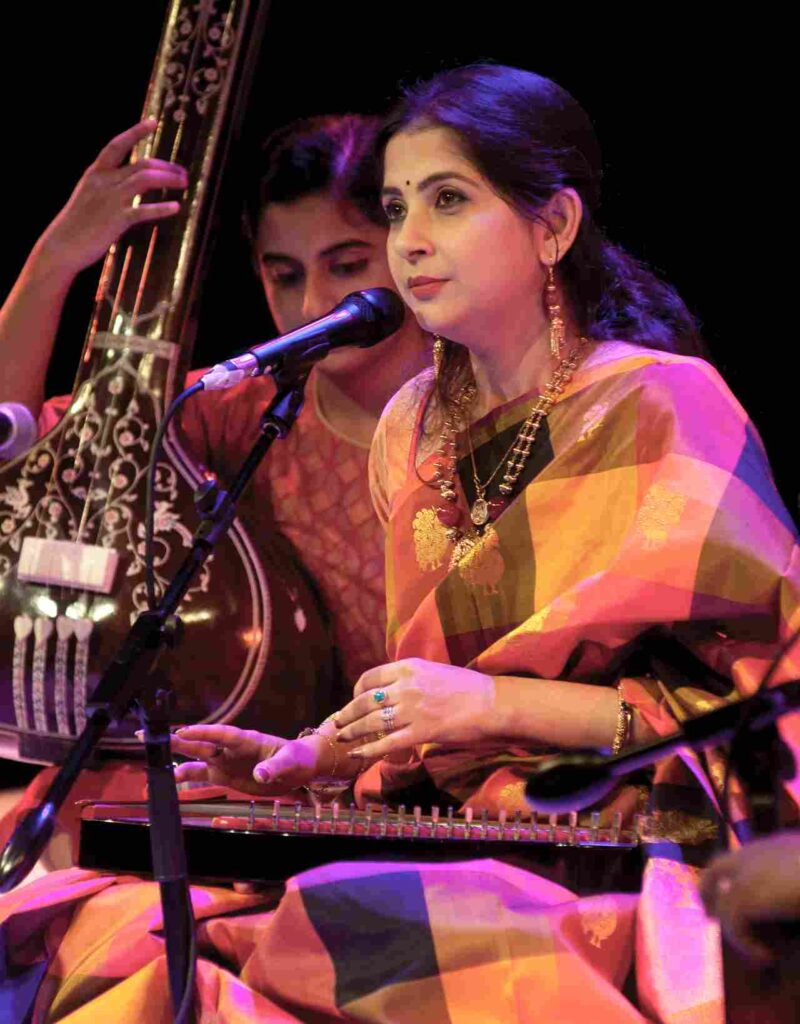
left=363, top=342, right=800, bottom=826
left=1, top=859, right=667, bottom=1024
left=1, top=343, right=798, bottom=1023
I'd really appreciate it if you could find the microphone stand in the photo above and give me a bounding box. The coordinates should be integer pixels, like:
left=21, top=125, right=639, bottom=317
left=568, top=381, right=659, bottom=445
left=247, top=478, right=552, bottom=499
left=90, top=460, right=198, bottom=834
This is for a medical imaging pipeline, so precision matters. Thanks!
left=0, top=356, right=316, bottom=1020
left=525, top=679, right=800, bottom=815
left=526, top=678, right=800, bottom=1024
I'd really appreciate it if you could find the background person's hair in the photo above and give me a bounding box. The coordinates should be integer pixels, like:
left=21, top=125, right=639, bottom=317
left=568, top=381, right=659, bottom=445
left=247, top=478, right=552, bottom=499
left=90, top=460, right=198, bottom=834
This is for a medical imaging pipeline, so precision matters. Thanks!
left=244, top=113, right=385, bottom=246
left=378, top=63, right=705, bottom=407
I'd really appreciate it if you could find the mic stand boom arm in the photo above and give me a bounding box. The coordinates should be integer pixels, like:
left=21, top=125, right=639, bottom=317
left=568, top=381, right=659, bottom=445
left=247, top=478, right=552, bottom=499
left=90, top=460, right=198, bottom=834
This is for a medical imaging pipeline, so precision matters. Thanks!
left=526, top=678, right=800, bottom=822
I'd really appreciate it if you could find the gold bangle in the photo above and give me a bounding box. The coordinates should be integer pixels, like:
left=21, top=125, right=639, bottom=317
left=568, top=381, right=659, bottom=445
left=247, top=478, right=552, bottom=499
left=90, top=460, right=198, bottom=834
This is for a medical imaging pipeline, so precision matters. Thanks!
left=297, top=725, right=339, bottom=777
left=611, top=692, right=633, bottom=755
left=318, top=731, right=339, bottom=777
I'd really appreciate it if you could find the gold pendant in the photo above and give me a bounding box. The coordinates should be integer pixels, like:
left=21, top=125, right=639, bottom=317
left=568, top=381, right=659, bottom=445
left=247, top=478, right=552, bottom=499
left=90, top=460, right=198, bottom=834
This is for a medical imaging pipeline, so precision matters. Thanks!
left=450, top=530, right=481, bottom=569
left=449, top=525, right=505, bottom=593
left=470, top=497, right=489, bottom=526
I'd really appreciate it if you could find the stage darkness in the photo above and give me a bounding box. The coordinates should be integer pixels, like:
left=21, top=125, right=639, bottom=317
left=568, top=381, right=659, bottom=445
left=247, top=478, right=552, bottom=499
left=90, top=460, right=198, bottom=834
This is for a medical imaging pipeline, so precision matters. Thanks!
left=3, top=4, right=794, bottom=521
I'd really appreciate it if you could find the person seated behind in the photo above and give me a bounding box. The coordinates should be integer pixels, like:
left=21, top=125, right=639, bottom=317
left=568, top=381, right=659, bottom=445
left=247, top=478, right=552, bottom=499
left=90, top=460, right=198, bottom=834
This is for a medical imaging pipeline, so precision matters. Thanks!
left=700, top=830, right=800, bottom=965
left=1, top=64, right=798, bottom=1024
left=0, top=113, right=431, bottom=864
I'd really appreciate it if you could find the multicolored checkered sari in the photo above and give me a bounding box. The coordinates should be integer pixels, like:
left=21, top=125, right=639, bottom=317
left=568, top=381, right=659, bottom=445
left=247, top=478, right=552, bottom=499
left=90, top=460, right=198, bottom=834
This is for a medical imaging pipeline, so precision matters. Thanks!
left=363, top=343, right=800, bottom=829
left=1, top=343, right=797, bottom=1023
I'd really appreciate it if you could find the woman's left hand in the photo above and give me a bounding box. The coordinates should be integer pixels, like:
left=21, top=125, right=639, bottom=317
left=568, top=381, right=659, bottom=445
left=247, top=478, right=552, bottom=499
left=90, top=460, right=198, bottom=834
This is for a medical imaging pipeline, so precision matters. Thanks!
left=334, top=657, right=496, bottom=759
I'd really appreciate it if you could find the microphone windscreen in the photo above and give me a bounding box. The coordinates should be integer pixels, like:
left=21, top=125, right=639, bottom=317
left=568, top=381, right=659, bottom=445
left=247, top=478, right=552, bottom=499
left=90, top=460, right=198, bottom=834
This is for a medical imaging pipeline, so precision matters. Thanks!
left=0, top=402, right=37, bottom=460
left=346, top=288, right=406, bottom=346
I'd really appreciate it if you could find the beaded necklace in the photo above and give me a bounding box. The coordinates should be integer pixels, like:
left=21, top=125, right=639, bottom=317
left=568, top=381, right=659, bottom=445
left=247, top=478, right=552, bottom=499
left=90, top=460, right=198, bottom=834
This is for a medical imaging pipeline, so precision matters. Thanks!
left=431, top=339, right=588, bottom=567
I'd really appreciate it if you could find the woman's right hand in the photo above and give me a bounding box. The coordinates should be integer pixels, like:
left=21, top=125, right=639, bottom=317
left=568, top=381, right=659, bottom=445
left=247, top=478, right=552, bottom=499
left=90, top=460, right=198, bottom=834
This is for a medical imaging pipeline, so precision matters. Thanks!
left=164, top=724, right=324, bottom=796
left=35, top=118, right=186, bottom=279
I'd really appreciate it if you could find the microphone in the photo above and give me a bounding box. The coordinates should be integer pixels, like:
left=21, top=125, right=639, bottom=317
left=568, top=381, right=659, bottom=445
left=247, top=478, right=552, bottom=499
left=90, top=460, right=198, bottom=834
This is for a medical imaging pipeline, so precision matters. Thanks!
left=526, top=679, right=800, bottom=814
left=0, top=402, right=37, bottom=459
left=524, top=752, right=618, bottom=813
left=199, top=287, right=405, bottom=391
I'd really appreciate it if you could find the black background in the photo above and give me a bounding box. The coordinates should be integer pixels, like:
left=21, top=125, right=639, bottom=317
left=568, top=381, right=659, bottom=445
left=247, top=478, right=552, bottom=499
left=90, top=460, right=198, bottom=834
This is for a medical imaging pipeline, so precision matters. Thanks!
left=2, top=3, right=795, bottom=521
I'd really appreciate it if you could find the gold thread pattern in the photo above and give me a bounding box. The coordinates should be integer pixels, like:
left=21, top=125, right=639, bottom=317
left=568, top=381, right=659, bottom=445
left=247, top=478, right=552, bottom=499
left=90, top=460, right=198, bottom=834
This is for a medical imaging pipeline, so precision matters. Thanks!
left=453, top=526, right=505, bottom=593
left=638, top=809, right=718, bottom=845
left=636, top=483, right=687, bottom=549
left=412, top=507, right=451, bottom=572
left=579, top=896, right=620, bottom=948
left=577, top=402, right=608, bottom=443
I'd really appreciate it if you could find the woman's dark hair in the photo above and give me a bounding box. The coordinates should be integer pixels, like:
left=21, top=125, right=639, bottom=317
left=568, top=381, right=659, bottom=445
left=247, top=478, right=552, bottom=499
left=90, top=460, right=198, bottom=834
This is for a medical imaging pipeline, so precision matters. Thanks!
left=378, top=64, right=704, bottom=406
left=244, top=113, right=385, bottom=242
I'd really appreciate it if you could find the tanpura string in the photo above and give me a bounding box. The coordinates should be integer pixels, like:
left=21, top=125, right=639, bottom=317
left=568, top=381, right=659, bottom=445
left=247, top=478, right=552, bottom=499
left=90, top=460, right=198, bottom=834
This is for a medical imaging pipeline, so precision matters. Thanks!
left=91, top=234, right=162, bottom=549
left=129, top=225, right=160, bottom=327
left=84, top=113, right=169, bottom=547
left=80, top=104, right=172, bottom=547
left=64, top=239, right=135, bottom=552
left=93, top=108, right=191, bottom=556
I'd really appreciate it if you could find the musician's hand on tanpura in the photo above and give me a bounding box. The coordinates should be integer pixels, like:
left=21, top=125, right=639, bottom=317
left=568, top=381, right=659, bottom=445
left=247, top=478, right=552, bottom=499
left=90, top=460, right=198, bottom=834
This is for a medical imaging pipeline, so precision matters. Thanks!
left=143, top=723, right=323, bottom=797
left=334, top=657, right=496, bottom=760
left=0, top=120, right=189, bottom=412
left=35, top=118, right=186, bottom=281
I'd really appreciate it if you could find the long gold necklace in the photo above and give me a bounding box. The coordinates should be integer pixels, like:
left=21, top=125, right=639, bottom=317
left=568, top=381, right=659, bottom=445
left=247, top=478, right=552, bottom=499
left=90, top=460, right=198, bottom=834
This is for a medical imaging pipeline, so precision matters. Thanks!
left=432, top=339, right=588, bottom=563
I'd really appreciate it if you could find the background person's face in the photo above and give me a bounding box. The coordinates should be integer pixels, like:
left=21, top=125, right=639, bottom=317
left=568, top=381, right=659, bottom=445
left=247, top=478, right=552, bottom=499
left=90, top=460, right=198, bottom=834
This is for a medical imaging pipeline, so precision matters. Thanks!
left=256, top=192, right=404, bottom=377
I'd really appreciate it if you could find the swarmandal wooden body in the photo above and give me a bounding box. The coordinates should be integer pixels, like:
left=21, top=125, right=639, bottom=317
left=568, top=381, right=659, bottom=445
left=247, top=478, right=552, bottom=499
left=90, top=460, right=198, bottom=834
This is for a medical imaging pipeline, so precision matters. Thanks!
left=78, top=800, right=643, bottom=896
left=0, top=0, right=336, bottom=764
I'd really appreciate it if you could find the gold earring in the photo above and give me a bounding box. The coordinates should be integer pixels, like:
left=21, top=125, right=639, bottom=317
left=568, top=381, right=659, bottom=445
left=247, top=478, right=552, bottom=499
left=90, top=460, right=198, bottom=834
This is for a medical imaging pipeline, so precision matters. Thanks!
left=545, top=264, right=565, bottom=359
left=433, top=334, right=445, bottom=378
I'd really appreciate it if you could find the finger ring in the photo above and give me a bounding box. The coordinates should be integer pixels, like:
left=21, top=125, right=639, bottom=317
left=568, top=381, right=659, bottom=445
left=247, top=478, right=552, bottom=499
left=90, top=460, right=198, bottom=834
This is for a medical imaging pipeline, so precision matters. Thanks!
left=209, top=744, right=224, bottom=759
left=373, top=689, right=387, bottom=704
left=379, top=705, right=396, bottom=731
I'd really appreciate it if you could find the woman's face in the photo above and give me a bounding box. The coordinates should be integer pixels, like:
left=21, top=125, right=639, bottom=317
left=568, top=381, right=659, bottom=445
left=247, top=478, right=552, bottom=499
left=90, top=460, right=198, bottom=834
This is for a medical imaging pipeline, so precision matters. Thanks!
left=382, top=126, right=546, bottom=351
left=256, top=192, right=403, bottom=375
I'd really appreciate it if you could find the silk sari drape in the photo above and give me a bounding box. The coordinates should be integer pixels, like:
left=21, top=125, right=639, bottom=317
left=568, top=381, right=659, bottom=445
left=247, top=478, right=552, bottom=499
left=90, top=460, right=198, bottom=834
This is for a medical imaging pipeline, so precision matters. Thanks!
left=1, top=344, right=798, bottom=1023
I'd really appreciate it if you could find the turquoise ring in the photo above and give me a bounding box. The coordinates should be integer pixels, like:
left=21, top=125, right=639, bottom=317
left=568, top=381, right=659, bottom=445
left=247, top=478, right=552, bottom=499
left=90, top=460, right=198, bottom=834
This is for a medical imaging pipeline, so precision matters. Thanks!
left=373, top=689, right=387, bottom=704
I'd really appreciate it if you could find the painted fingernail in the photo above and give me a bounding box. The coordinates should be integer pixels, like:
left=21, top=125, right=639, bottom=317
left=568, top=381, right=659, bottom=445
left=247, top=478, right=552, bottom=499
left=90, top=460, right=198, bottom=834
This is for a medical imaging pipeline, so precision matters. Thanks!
left=348, top=748, right=367, bottom=759
left=335, top=732, right=350, bottom=743
left=253, top=767, right=271, bottom=783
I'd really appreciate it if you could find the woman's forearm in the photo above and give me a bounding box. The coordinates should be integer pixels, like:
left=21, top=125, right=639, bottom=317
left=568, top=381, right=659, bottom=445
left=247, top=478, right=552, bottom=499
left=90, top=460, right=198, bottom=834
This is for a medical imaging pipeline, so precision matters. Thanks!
left=489, top=676, right=654, bottom=752
left=1, top=121, right=187, bottom=417
left=0, top=239, right=75, bottom=413
left=337, top=660, right=661, bottom=760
